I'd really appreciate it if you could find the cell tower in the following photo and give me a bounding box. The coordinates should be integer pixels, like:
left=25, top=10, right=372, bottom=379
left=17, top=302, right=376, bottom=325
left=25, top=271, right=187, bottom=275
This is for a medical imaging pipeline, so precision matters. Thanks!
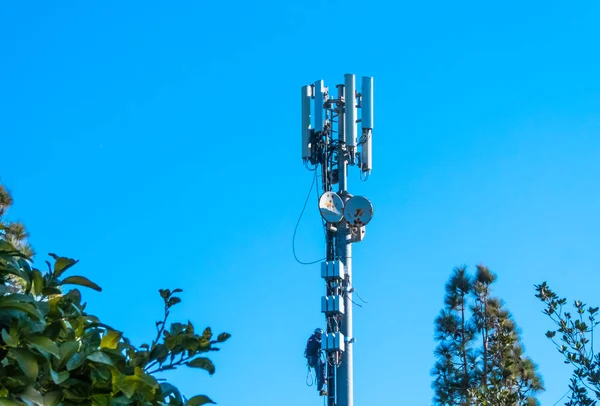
left=301, top=74, right=374, bottom=406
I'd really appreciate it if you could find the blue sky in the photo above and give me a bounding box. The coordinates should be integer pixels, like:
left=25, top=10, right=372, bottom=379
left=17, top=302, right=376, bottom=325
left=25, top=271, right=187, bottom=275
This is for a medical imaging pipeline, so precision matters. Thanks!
left=1, top=1, right=600, bottom=404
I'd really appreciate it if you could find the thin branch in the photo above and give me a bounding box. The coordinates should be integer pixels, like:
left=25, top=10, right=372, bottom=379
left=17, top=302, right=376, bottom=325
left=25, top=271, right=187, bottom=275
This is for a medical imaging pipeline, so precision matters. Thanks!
left=147, top=354, right=194, bottom=375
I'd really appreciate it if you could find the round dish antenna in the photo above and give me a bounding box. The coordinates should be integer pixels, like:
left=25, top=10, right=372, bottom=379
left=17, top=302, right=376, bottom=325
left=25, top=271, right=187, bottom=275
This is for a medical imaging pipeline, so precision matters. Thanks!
left=343, top=196, right=374, bottom=227
left=318, top=192, right=345, bottom=223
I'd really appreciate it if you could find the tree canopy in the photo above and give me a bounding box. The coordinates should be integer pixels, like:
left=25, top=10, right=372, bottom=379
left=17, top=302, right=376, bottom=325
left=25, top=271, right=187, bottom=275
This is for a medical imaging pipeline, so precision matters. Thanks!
left=432, top=265, right=543, bottom=405
left=0, top=185, right=229, bottom=405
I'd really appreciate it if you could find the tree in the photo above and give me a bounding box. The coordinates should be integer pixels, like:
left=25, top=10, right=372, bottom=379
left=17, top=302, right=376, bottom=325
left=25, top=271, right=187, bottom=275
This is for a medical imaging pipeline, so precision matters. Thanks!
left=432, top=265, right=543, bottom=405
left=0, top=184, right=230, bottom=405
left=535, top=282, right=600, bottom=405
left=432, top=266, right=476, bottom=404
left=0, top=184, right=33, bottom=258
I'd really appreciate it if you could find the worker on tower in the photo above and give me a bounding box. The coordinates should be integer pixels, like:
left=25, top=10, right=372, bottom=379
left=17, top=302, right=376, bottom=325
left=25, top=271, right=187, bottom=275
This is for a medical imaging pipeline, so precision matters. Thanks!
left=305, top=328, right=327, bottom=396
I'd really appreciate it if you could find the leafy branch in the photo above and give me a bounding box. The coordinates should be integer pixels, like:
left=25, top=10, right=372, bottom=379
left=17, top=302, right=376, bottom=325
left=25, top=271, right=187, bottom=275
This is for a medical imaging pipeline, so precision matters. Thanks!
left=0, top=242, right=230, bottom=405
left=535, top=281, right=600, bottom=405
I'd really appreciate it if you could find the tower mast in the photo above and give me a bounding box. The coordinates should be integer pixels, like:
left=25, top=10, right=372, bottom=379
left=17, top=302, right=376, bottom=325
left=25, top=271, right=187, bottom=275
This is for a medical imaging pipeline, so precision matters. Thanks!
left=301, top=74, right=374, bottom=406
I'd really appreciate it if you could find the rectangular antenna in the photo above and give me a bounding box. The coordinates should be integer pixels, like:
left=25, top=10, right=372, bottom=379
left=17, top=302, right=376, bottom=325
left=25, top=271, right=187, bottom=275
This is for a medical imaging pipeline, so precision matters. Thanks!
left=344, top=74, right=357, bottom=147
left=361, top=77, right=374, bottom=129
left=361, top=77, right=374, bottom=172
left=314, top=80, right=325, bottom=133
left=301, top=85, right=312, bottom=160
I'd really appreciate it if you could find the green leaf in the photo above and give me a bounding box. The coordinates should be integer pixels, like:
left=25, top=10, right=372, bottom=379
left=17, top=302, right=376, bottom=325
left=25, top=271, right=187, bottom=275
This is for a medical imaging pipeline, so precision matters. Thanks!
left=131, top=367, right=158, bottom=387
left=0, top=239, right=21, bottom=254
left=65, top=288, right=82, bottom=306
left=0, top=296, right=42, bottom=320
left=91, top=394, right=110, bottom=406
left=58, top=341, right=79, bottom=367
left=0, top=399, right=27, bottom=406
left=2, top=293, right=34, bottom=303
left=164, top=335, right=177, bottom=350
left=66, top=352, right=85, bottom=371
left=36, top=301, right=50, bottom=318
left=113, top=374, right=136, bottom=399
left=170, top=323, right=185, bottom=335
left=201, top=327, right=212, bottom=340
left=48, top=254, right=78, bottom=278
left=50, top=367, right=70, bottom=384
left=43, top=391, right=63, bottom=406
left=150, top=344, right=168, bottom=363
left=100, top=329, right=122, bottom=350
left=2, top=328, right=18, bottom=347
left=31, top=269, right=44, bottom=296
left=186, top=357, right=215, bottom=375
left=0, top=244, right=30, bottom=284
left=27, top=335, right=60, bottom=358
left=186, top=321, right=195, bottom=336
left=168, top=297, right=182, bottom=306
left=18, top=386, right=43, bottom=405
left=93, top=364, right=112, bottom=382
left=44, top=321, right=64, bottom=340
left=9, top=348, right=39, bottom=380
left=87, top=351, right=114, bottom=366
left=186, top=395, right=216, bottom=406
left=41, top=287, right=62, bottom=296
left=216, top=333, right=231, bottom=343
left=160, top=382, right=183, bottom=403
left=106, top=396, right=133, bottom=405
left=60, top=275, right=102, bottom=292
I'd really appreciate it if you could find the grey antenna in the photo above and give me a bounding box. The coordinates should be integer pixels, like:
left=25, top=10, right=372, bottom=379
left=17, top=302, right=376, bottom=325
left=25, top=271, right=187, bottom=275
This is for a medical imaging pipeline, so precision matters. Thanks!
left=314, top=80, right=326, bottom=133
left=360, top=76, right=374, bottom=173
left=301, top=85, right=312, bottom=161
left=344, top=74, right=357, bottom=148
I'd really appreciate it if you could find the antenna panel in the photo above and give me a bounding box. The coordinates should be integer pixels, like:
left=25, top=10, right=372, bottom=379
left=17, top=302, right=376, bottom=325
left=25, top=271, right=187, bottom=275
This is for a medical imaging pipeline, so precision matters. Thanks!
left=361, top=128, right=372, bottom=172
left=318, top=191, right=344, bottom=223
left=301, top=85, right=312, bottom=160
left=343, top=196, right=374, bottom=227
left=344, top=74, right=357, bottom=147
left=361, top=77, right=374, bottom=172
left=314, top=80, right=325, bottom=132
left=361, top=77, right=374, bottom=129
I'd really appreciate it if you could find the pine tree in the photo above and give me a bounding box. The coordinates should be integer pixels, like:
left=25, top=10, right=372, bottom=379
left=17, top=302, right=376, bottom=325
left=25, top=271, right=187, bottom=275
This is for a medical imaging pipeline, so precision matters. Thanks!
left=432, top=266, right=544, bottom=405
left=0, top=184, right=34, bottom=257
left=432, top=266, right=476, bottom=405
left=0, top=184, right=33, bottom=293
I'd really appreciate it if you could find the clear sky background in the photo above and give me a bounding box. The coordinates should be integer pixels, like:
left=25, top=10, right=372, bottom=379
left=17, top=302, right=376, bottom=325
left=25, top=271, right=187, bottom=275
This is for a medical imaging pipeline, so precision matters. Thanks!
left=1, top=1, right=600, bottom=404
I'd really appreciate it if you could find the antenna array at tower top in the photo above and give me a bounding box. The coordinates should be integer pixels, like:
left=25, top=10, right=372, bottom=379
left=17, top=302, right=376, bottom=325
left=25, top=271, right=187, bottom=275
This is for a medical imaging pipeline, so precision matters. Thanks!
left=301, top=74, right=374, bottom=177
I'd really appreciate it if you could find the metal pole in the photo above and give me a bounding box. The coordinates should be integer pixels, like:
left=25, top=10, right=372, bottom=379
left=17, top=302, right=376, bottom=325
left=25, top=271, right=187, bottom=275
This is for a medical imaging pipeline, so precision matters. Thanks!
left=337, top=226, right=352, bottom=406
left=336, top=84, right=353, bottom=406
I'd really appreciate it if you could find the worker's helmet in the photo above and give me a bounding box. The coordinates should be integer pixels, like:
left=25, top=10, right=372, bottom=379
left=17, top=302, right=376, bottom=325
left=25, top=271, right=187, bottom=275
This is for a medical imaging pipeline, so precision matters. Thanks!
left=314, top=328, right=324, bottom=335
